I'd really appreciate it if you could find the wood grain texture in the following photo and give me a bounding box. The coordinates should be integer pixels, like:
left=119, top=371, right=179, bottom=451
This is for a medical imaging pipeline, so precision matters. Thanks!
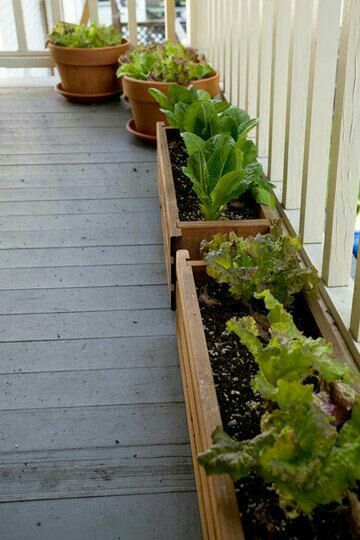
left=282, top=0, right=315, bottom=209
left=0, top=245, right=164, bottom=268
left=0, top=227, right=163, bottom=248
left=0, top=335, right=178, bottom=373
left=0, top=492, right=201, bottom=540
left=322, top=0, right=360, bottom=286
left=176, top=251, right=244, bottom=539
left=299, top=0, right=342, bottom=242
left=238, top=0, right=249, bottom=109
left=0, top=161, right=156, bottom=181
left=0, top=198, right=159, bottom=217
left=0, top=88, right=200, bottom=536
left=247, top=0, right=261, bottom=118
left=258, top=0, right=275, bottom=162
left=0, top=445, right=195, bottom=501
left=268, top=0, right=293, bottom=181
left=0, top=402, right=188, bottom=452
left=230, top=0, right=241, bottom=106
left=0, top=285, right=169, bottom=314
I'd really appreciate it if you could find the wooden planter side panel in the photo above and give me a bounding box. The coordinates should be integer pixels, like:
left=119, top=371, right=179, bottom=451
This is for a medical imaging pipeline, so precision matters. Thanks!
left=179, top=219, right=272, bottom=260
left=176, top=250, right=244, bottom=540
left=156, top=122, right=181, bottom=302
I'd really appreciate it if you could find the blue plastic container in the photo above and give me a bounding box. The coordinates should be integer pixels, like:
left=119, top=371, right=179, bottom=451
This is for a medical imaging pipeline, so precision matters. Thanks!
left=354, top=230, right=359, bottom=258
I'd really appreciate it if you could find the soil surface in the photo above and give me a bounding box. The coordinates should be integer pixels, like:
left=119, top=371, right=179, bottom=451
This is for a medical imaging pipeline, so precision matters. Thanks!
left=167, top=135, right=259, bottom=221
left=197, top=280, right=355, bottom=539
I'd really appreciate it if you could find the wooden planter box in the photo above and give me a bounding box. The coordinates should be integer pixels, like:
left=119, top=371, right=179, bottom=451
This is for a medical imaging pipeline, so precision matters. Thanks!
left=175, top=250, right=357, bottom=539
left=156, top=122, right=276, bottom=309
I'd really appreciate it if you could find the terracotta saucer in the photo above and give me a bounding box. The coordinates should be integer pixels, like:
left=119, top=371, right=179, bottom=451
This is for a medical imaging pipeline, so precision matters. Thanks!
left=55, top=83, right=121, bottom=104
left=126, top=118, right=157, bottom=144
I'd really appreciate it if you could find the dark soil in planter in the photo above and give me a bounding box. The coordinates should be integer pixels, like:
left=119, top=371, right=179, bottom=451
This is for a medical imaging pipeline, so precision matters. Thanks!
left=167, top=132, right=259, bottom=222
left=197, top=280, right=355, bottom=539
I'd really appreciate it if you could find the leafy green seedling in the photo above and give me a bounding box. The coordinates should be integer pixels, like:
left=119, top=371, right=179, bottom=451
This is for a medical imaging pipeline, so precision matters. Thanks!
left=117, top=41, right=214, bottom=83
left=48, top=21, right=123, bottom=48
left=199, top=291, right=360, bottom=516
left=182, top=135, right=274, bottom=220
left=201, top=222, right=319, bottom=306
left=227, top=290, right=359, bottom=400
left=198, top=382, right=360, bottom=516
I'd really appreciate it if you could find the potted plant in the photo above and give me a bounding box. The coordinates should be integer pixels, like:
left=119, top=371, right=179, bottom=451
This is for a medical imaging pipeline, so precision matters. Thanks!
left=175, top=226, right=360, bottom=538
left=48, top=21, right=130, bottom=103
left=117, top=41, right=219, bottom=140
left=154, top=85, right=276, bottom=307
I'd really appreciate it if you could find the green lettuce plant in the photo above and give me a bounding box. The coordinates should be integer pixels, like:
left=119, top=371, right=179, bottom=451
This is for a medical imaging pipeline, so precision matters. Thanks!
left=199, top=383, right=360, bottom=516
left=201, top=222, right=319, bottom=306
left=150, top=84, right=258, bottom=156
left=182, top=135, right=274, bottom=220
left=198, top=291, right=360, bottom=516
left=227, top=290, right=359, bottom=400
left=48, top=21, right=123, bottom=48
left=117, top=41, right=214, bottom=83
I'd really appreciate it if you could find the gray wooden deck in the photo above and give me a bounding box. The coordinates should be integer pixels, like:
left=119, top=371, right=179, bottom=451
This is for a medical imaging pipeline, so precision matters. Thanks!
left=0, top=87, right=201, bottom=540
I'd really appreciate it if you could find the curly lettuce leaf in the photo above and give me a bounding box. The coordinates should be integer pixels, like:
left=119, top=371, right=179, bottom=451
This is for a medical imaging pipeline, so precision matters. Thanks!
left=48, top=21, right=123, bottom=48
left=202, top=222, right=319, bottom=306
left=118, top=41, right=214, bottom=83
left=199, top=380, right=360, bottom=516
left=227, top=291, right=360, bottom=400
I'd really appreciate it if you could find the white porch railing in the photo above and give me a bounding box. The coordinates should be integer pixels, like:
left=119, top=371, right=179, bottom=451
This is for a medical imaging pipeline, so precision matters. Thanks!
left=188, top=0, right=360, bottom=358
left=0, top=0, right=179, bottom=68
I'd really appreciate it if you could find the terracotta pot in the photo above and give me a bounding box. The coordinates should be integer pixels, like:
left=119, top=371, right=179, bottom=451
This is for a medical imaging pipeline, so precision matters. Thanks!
left=49, top=40, right=130, bottom=98
left=122, top=72, right=220, bottom=137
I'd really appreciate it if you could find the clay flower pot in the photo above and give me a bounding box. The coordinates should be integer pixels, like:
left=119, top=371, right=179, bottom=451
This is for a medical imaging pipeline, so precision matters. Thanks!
left=49, top=40, right=130, bottom=103
left=122, top=72, right=220, bottom=138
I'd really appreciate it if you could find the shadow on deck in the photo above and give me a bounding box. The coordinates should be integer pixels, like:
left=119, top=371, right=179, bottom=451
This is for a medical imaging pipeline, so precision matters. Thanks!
left=0, top=86, right=201, bottom=540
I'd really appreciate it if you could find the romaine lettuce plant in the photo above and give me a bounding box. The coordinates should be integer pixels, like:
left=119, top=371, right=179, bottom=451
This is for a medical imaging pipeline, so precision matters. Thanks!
left=149, top=84, right=228, bottom=135
left=150, top=84, right=258, bottom=155
left=201, top=222, right=319, bottom=306
left=182, top=136, right=274, bottom=220
left=117, top=42, right=214, bottom=83
left=48, top=22, right=123, bottom=48
left=198, top=291, right=360, bottom=516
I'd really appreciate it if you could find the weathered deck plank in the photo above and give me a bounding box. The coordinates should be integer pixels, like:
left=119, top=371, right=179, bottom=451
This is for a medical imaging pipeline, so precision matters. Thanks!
left=0, top=445, right=195, bottom=501
left=0, top=264, right=166, bottom=289
left=0, top=151, right=156, bottom=166
left=0, top=88, right=200, bottom=538
left=0, top=161, right=155, bottom=179
left=0, top=198, right=158, bottom=215
left=0, top=212, right=160, bottom=231
left=0, top=366, right=182, bottom=408
left=0, top=226, right=163, bottom=248
left=0, top=184, right=158, bottom=201
left=0, top=335, right=178, bottom=373
left=0, top=402, right=188, bottom=451
left=0, top=245, right=164, bottom=268
left=0, top=492, right=201, bottom=540
left=0, top=285, right=169, bottom=314
left=0, top=308, right=174, bottom=341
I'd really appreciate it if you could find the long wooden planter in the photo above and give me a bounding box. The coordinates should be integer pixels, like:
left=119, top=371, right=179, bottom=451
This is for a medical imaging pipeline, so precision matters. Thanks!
left=156, top=122, right=276, bottom=308
left=175, top=250, right=357, bottom=539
